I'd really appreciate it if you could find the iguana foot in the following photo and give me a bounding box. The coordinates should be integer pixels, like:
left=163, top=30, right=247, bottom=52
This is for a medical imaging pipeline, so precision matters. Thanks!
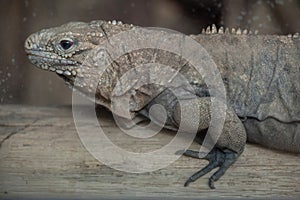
left=180, top=148, right=239, bottom=189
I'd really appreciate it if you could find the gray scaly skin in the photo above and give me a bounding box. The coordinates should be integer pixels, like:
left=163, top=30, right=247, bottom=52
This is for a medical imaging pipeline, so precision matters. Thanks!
left=24, top=20, right=300, bottom=189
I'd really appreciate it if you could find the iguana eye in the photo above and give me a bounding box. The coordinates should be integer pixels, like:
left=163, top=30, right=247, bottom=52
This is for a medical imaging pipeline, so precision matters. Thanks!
left=59, top=39, right=73, bottom=50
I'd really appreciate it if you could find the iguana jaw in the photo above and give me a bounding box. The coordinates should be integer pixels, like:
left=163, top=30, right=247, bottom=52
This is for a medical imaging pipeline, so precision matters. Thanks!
left=25, top=49, right=80, bottom=77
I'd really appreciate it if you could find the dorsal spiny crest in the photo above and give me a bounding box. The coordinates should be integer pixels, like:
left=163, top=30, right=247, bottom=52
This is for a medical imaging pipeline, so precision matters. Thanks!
left=205, top=26, right=211, bottom=34
left=211, top=24, right=217, bottom=34
left=218, top=27, right=224, bottom=34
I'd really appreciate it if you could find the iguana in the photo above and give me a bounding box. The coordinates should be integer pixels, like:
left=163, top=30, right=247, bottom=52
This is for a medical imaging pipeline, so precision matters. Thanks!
left=24, top=20, right=300, bottom=189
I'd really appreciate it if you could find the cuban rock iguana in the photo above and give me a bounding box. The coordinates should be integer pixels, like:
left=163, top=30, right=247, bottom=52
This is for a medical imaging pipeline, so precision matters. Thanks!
left=24, top=20, right=300, bottom=189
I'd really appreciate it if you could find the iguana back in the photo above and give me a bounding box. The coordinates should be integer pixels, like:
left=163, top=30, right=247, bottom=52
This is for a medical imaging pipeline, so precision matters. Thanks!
left=191, top=32, right=300, bottom=152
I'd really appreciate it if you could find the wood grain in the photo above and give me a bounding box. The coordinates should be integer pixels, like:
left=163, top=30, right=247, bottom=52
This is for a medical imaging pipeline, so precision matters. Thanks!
left=0, top=105, right=299, bottom=199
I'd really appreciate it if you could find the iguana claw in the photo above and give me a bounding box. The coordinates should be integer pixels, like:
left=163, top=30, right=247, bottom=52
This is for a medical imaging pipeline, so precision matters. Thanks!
left=181, top=148, right=239, bottom=189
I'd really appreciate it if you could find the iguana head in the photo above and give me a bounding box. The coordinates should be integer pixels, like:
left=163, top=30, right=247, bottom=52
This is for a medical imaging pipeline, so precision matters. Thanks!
left=24, top=20, right=130, bottom=83
left=25, top=20, right=141, bottom=114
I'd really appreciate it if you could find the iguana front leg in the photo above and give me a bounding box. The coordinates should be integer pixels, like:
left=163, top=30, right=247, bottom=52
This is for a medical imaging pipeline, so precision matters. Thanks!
left=173, top=97, right=247, bottom=189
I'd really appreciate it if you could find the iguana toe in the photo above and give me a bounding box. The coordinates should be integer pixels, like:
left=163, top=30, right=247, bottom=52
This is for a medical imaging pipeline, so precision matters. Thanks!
left=182, top=148, right=239, bottom=189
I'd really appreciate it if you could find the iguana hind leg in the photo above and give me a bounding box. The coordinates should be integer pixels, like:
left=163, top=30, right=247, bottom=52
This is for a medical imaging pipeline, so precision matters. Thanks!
left=173, top=97, right=246, bottom=189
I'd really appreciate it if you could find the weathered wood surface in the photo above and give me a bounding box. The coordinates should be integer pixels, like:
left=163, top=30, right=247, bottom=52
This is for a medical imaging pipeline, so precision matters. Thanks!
left=0, top=105, right=299, bottom=199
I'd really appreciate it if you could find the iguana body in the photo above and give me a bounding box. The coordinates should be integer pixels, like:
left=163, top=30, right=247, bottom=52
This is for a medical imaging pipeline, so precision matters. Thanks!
left=24, top=20, right=300, bottom=189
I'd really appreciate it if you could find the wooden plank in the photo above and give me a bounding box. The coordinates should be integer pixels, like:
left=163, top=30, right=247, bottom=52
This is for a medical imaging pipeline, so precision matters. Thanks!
left=0, top=105, right=299, bottom=199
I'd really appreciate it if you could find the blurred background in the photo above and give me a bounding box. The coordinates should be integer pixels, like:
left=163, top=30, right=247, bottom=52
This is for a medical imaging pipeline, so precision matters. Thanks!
left=0, top=0, right=299, bottom=105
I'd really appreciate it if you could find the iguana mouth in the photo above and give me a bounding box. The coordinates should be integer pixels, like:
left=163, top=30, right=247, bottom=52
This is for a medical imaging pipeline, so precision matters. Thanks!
left=26, top=50, right=80, bottom=77
left=57, top=73, right=76, bottom=84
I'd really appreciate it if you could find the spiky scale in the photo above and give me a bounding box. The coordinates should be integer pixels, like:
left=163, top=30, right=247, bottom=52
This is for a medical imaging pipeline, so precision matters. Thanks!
left=218, top=27, right=224, bottom=34
left=206, top=26, right=211, bottom=34
left=211, top=24, right=217, bottom=34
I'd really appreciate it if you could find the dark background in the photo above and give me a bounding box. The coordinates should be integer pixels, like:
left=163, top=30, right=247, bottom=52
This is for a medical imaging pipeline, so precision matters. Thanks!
left=0, top=0, right=299, bottom=105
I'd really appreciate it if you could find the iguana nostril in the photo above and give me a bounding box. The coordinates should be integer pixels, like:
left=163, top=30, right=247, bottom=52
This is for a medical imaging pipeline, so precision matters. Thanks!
left=24, top=35, right=36, bottom=50
left=24, top=38, right=32, bottom=50
left=24, top=33, right=41, bottom=50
